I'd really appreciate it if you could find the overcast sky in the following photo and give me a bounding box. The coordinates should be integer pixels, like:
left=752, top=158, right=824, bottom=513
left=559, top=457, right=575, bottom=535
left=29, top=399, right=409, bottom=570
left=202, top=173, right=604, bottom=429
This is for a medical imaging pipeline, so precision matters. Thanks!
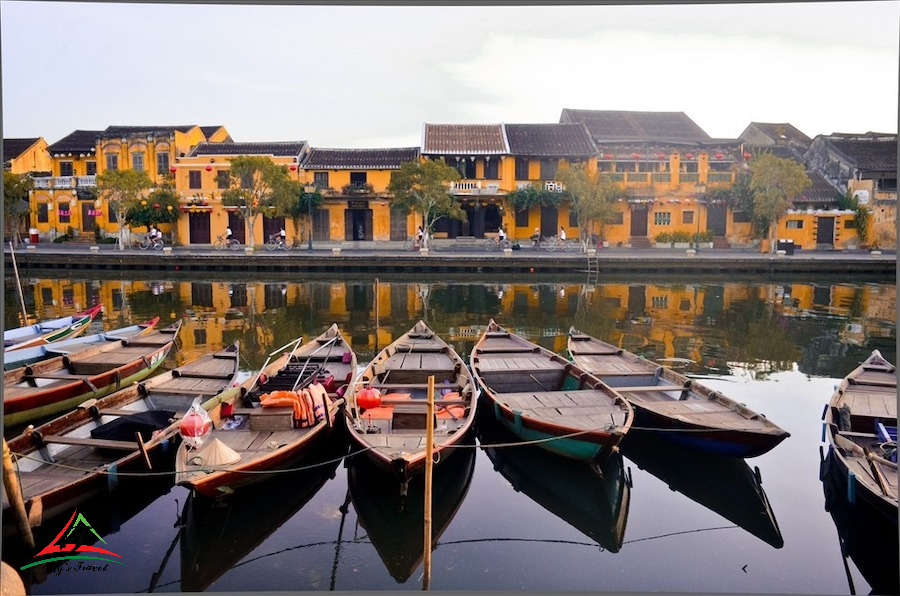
left=2, top=1, right=897, bottom=149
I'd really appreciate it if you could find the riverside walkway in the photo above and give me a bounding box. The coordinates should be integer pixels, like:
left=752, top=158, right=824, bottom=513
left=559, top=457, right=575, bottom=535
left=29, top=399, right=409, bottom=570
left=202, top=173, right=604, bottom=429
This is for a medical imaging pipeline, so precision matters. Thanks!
left=4, top=240, right=895, bottom=280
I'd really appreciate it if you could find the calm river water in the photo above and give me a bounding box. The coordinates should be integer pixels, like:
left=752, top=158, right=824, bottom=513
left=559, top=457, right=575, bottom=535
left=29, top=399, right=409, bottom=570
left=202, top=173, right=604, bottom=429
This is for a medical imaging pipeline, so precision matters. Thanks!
left=3, top=273, right=897, bottom=594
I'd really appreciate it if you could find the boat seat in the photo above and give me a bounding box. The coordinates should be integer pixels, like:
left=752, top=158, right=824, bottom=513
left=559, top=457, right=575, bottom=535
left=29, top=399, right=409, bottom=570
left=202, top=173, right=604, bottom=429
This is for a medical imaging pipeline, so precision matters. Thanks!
left=876, top=421, right=897, bottom=442
left=615, top=384, right=686, bottom=393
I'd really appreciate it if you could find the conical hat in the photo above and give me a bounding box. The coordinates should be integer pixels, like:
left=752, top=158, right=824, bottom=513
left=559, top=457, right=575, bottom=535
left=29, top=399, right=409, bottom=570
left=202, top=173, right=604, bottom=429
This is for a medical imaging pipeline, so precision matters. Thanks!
left=196, top=438, right=241, bottom=466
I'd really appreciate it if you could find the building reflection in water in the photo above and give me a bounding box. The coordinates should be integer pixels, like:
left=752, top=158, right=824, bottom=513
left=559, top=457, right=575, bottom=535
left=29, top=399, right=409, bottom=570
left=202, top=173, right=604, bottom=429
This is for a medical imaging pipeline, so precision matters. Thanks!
left=8, top=277, right=895, bottom=378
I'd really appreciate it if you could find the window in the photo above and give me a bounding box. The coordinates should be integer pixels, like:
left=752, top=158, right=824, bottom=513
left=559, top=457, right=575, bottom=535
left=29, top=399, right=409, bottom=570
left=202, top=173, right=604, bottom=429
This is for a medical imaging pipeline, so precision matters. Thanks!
left=843, top=219, right=857, bottom=229
left=86, top=161, right=97, bottom=175
left=189, top=170, right=201, bottom=189
left=37, top=203, right=49, bottom=223
left=58, top=202, right=70, bottom=224
left=156, top=152, right=169, bottom=175
left=732, top=210, right=751, bottom=223
left=612, top=211, right=624, bottom=225
left=216, top=170, right=230, bottom=189
left=569, top=210, right=578, bottom=227
left=59, top=162, right=73, bottom=177
left=463, top=159, right=475, bottom=179
left=654, top=212, right=672, bottom=226
left=683, top=211, right=695, bottom=224
left=540, top=160, right=558, bottom=180
left=106, top=154, right=118, bottom=171
left=240, top=172, right=253, bottom=189
left=313, top=171, right=329, bottom=188
left=515, top=209, right=529, bottom=227
left=132, top=152, right=144, bottom=171
left=786, top=220, right=804, bottom=229
left=651, top=295, right=669, bottom=309
left=514, top=158, right=530, bottom=180
left=484, top=159, right=499, bottom=179
left=349, top=171, right=367, bottom=190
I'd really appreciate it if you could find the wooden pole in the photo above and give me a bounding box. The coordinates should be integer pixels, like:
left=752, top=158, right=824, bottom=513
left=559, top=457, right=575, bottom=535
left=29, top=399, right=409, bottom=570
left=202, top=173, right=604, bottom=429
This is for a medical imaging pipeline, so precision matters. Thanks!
left=9, top=241, right=29, bottom=326
left=2, top=438, right=35, bottom=548
left=373, top=278, right=379, bottom=353
left=422, top=375, right=435, bottom=590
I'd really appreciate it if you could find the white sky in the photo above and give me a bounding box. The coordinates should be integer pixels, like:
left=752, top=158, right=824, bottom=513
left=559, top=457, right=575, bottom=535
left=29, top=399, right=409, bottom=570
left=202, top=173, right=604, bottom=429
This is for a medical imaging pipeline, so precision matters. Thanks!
left=2, top=1, right=898, bottom=148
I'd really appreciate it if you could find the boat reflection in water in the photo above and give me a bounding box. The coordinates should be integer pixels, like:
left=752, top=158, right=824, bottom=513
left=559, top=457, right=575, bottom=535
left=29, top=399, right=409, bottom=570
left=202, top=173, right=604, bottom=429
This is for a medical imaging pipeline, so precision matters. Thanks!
left=346, top=438, right=476, bottom=584
left=620, top=429, right=784, bottom=548
left=476, top=412, right=631, bottom=553
left=821, top=449, right=899, bottom=595
left=179, top=433, right=345, bottom=592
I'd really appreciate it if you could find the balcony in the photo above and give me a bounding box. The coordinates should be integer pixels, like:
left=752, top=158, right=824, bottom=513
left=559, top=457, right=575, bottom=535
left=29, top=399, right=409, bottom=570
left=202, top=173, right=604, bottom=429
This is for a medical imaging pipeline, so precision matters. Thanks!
left=450, top=180, right=482, bottom=194
left=31, top=175, right=96, bottom=189
left=342, top=182, right=374, bottom=195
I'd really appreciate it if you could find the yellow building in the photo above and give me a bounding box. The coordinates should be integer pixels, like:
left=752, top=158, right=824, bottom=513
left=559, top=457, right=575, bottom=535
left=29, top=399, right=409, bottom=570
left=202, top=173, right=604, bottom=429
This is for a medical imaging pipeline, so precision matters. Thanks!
left=3, top=137, right=51, bottom=175
left=30, top=125, right=230, bottom=242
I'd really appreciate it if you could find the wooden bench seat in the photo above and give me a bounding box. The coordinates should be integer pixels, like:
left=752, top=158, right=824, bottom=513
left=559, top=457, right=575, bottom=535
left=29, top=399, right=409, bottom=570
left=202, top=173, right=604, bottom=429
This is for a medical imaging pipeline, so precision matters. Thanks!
left=614, top=385, right=686, bottom=393
left=42, top=434, right=139, bottom=450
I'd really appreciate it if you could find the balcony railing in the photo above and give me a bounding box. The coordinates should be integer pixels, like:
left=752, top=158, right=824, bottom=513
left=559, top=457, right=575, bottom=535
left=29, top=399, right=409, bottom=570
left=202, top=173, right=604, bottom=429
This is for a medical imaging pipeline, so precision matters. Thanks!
left=31, top=175, right=97, bottom=189
left=450, top=180, right=481, bottom=193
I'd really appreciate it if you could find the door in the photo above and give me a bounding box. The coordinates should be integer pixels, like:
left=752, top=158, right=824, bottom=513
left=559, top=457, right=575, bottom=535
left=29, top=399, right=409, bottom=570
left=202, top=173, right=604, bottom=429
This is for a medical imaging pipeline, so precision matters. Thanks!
left=816, top=217, right=835, bottom=246
left=708, top=204, right=727, bottom=236
left=227, top=212, right=245, bottom=244
left=630, top=204, right=648, bottom=237
left=540, top=205, right=558, bottom=238
left=345, top=209, right=372, bottom=240
left=188, top=212, right=211, bottom=245
left=80, top=202, right=96, bottom=233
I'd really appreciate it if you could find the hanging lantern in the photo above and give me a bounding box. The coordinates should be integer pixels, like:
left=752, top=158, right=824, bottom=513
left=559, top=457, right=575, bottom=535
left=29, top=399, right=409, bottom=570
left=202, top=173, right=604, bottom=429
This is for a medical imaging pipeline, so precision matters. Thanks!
left=686, top=153, right=694, bottom=159
left=743, top=152, right=752, bottom=159
left=657, top=153, right=666, bottom=160
left=357, top=387, right=382, bottom=409
left=153, top=203, right=160, bottom=209
left=289, top=164, right=297, bottom=171
left=205, top=165, right=213, bottom=172
left=167, top=205, right=173, bottom=211
left=715, top=152, right=724, bottom=159
left=604, top=153, right=613, bottom=160
left=179, top=409, right=211, bottom=447
left=169, top=166, right=177, bottom=173
left=141, top=200, right=147, bottom=206
left=632, top=152, right=641, bottom=159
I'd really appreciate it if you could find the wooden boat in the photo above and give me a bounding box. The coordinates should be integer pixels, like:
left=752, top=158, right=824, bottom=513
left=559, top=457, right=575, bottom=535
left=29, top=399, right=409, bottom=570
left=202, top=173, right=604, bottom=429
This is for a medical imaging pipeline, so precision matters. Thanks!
left=821, top=349, right=897, bottom=525
left=3, top=304, right=103, bottom=352
left=3, top=316, right=161, bottom=371
left=477, top=411, right=630, bottom=552
left=3, top=321, right=182, bottom=427
left=347, top=439, right=476, bottom=584
left=2, top=341, right=239, bottom=532
left=621, top=429, right=784, bottom=548
left=175, top=324, right=353, bottom=497
left=469, top=320, right=632, bottom=462
left=179, top=433, right=344, bottom=592
left=343, top=320, right=478, bottom=482
left=821, top=443, right=899, bottom=596
left=567, top=328, right=790, bottom=458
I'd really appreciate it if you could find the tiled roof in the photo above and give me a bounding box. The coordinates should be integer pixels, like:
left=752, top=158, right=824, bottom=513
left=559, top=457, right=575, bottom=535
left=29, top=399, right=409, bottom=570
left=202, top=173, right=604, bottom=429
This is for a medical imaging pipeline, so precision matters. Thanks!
left=2, top=138, right=41, bottom=161
left=103, top=125, right=197, bottom=137
left=200, top=126, right=225, bottom=139
left=829, top=136, right=897, bottom=172
left=47, top=130, right=103, bottom=154
left=421, top=124, right=508, bottom=155
left=742, top=122, right=812, bottom=147
left=189, top=141, right=307, bottom=157
left=560, top=109, right=711, bottom=142
left=301, top=147, right=419, bottom=169
left=794, top=172, right=840, bottom=204
left=504, top=123, right=597, bottom=156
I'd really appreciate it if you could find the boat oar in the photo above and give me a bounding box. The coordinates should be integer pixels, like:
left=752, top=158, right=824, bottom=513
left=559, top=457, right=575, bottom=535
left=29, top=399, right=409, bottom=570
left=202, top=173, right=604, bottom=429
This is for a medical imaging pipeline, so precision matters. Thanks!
left=329, top=488, right=353, bottom=591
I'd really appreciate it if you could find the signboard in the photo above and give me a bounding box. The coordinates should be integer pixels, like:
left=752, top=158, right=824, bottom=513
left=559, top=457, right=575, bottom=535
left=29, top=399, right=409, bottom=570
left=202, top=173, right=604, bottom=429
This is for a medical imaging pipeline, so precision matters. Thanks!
left=348, top=200, right=369, bottom=209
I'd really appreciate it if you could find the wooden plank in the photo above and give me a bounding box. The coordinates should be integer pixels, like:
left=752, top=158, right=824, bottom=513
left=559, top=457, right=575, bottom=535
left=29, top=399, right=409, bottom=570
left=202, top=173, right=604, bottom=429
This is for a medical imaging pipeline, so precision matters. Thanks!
left=42, top=434, right=138, bottom=450
left=616, top=385, right=686, bottom=393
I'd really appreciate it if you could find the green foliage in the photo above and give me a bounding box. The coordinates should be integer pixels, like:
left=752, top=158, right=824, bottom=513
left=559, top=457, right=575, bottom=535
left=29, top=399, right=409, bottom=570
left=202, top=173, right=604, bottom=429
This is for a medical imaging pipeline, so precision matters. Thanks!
left=287, top=182, right=324, bottom=246
left=750, top=154, right=810, bottom=252
left=96, top=169, right=154, bottom=250
left=670, top=229, right=694, bottom=243
left=3, top=171, right=32, bottom=244
left=388, top=159, right=465, bottom=249
left=506, top=186, right=561, bottom=211
left=220, top=156, right=295, bottom=246
left=854, top=205, right=870, bottom=244
left=555, top=164, right=624, bottom=250
left=126, top=187, right=180, bottom=230
left=654, top=231, right=673, bottom=244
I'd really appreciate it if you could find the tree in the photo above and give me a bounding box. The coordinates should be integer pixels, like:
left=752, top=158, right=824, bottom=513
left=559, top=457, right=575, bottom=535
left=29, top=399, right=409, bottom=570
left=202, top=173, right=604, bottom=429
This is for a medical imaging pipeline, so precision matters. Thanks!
left=3, top=171, right=32, bottom=245
left=126, top=174, right=180, bottom=238
left=555, top=163, right=625, bottom=251
left=220, top=156, right=295, bottom=247
left=388, top=159, right=465, bottom=249
left=749, top=153, right=810, bottom=253
left=96, top=169, right=153, bottom=250
left=287, top=182, right=323, bottom=248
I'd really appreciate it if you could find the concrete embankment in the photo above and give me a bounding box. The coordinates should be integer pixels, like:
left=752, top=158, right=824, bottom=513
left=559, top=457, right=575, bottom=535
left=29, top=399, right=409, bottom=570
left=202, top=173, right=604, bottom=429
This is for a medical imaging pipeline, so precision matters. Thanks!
left=4, top=245, right=895, bottom=281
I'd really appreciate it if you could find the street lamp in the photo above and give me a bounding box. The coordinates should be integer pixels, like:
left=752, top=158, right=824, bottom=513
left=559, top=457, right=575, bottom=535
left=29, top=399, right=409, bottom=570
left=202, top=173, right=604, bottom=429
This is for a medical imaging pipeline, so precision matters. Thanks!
left=304, top=184, right=315, bottom=250
left=694, top=182, right=707, bottom=252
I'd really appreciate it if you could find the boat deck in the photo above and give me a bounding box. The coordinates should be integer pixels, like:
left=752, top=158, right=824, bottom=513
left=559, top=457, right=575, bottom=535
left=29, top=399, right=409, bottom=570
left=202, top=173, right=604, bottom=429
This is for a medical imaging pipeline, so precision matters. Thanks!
left=495, top=389, right=628, bottom=430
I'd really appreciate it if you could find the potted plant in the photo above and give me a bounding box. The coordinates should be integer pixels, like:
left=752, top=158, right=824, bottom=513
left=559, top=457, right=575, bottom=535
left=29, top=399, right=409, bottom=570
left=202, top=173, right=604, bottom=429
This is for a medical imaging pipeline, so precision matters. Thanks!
left=654, top=231, right=673, bottom=248
left=671, top=230, right=693, bottom=249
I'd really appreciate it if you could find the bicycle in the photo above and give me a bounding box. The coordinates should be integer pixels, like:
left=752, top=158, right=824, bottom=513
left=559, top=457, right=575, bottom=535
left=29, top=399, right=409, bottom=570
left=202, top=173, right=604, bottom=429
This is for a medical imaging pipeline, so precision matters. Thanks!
left=483, top=237, right=512, bottom=252
left=403, top=236, right=422, bottom=251
left=265, top=234, right=291, bottom=251
left=542, top=236, right=576, bottom=253
left=138, top=236, right=164, bottom=251
left=214, top=234, right=241, bottom=251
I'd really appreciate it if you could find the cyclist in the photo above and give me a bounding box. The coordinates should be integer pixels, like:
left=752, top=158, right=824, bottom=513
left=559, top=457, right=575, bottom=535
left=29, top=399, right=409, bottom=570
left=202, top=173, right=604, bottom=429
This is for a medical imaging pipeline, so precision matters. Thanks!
left=416, top=225, right=425, bottom=248
left=148, top=225, right=161, bottom=243
left=225, top=226, right=233, bottom=242
left=559, top=227, right=566, bottom=242
left=531, top=227, right=541, bottom=247
left=279, top=227, right=287, bottom=246
left=497, top=227, right=507, bottom=245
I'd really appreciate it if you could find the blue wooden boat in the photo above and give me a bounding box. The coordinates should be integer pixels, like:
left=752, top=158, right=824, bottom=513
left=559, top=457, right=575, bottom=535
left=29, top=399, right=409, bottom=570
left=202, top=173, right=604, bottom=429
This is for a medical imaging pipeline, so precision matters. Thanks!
left=567, top=327, right=789, bottom=457
left=469, top=320, right=632, bottom=462
left=3, top=304, right=102, bottom=352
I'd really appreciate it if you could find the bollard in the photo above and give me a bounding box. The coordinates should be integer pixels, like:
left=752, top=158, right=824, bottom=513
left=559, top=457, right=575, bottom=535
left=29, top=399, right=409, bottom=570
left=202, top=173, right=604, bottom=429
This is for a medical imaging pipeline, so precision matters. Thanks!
left=89, top=246, right=100, bottom=254
left=332, top=247, right=342, bottom=255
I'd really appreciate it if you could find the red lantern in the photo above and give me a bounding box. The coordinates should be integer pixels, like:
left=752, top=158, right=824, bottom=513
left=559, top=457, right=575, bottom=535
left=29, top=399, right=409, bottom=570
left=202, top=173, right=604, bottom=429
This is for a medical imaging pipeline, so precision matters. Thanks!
left=357, top=387, right=382, bottom=409
left=715, top=152, right=724, bottom=159
left=632, top=153, right=641, bottom=159
left=205, top=165, right=213, bottom=172
left=169, top=166, right=177, bottom=173
left=153, top=203, right=160, bottom=209
left=686, top=153, right=694, bottom=159
left=289, top=164, right=297, bottom=171
left=179, top=410, right=211, bottom=442
left=604, top=153, right=613, bottom=160
left=657, top=153, right=666, bottom=160
left=743, top=152, right=752, bottom=159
